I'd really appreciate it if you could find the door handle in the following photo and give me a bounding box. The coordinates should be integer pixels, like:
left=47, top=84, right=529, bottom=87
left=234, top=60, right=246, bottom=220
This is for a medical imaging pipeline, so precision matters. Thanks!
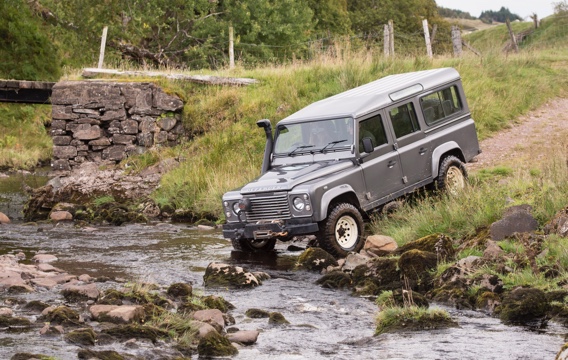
left=388, top=160, right=396, bottom=168
left=419, top=147, right=427, bottom=155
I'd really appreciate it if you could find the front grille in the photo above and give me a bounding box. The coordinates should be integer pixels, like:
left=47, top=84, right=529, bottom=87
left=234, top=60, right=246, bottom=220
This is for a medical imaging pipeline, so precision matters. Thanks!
left=245, top=193, right=291, bottom=221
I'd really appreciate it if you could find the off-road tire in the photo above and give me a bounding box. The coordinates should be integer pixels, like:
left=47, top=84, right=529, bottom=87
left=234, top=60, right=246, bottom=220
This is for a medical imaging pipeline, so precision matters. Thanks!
left=317, top=203, right=365, bottom=258
left=436, top=155, right=467, bottom=195
left=231, top=238, right=276, bottom=252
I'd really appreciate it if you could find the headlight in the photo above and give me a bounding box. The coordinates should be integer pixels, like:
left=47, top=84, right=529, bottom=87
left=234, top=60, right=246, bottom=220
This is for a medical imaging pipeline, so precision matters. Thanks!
left=293, top=197, right=305, bottom=211
left=232, top=202, right=241, bottom=214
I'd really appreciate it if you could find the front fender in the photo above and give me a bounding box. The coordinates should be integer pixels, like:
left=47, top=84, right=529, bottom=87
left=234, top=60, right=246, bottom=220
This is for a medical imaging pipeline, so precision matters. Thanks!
left=317, top=184, right=358, bottom=222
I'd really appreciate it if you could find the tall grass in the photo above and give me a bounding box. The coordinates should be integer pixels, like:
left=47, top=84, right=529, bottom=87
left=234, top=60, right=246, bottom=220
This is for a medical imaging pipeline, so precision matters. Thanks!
left=371, top=140, right=568, bottom=246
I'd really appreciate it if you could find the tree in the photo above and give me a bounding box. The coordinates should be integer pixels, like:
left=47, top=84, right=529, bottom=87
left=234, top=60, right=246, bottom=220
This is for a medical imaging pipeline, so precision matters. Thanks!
left=306, top=0, right=352, bottom=36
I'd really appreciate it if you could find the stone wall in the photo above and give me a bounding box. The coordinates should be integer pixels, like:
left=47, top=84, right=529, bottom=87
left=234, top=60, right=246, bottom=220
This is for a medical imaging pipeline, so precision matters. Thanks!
left=50, top=81, right=184, bottom=170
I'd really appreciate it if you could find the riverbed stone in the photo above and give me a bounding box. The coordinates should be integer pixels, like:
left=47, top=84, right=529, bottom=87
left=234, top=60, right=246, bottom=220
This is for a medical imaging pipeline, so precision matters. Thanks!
left=61, top=283, right=100, bottom=301
left=203, top=262, right=260, bottom=288
left=50, top=210, right=73, bottom=221
left=364, top=235, right=398, bottom=256
left=497, top=287, right=550, bottom=326
left=43, top=305, right=81, bottom=326
left=297, top=247, right=338, bottom=272
left=197, top=331, right=238, bottom=357
left=65, top=328, right=97, bottom=346
left=32, top=254, right=58, bottom=263
left=0, top=307, right=13, bottom=316
left=0, top=212, right=10, bottom=224
left=269, top=312, right=290, bottom=325
left=193, top=309, right=225, bottom=330
left=226, top=330, right=259, bottom=345
left=193, top=320, right=218, bottom=339
left=89, top=304, right=145, bottom=324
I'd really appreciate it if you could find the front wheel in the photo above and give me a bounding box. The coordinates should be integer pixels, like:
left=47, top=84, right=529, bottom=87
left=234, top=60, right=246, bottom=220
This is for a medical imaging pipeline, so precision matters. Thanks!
left=231, top=238, right=276, bottom=252
left=436, top=155, right=467, bottom=195
left=317, top=203, right=365, bottom=258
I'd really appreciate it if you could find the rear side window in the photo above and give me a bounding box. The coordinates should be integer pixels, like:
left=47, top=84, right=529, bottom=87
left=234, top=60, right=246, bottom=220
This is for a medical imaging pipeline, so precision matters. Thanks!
left=389, top=102, right=420, bottom=139
left=420, top=85, right=463, bottom=125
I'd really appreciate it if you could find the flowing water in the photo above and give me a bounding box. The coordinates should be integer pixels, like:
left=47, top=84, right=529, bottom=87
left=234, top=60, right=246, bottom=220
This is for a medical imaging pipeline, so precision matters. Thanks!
left=0, top=175, right=566, bottom=359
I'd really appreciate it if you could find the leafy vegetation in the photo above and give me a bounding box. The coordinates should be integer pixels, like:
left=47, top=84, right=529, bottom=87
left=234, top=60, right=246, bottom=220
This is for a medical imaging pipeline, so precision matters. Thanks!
left=480, top=7, right=522, bottom=24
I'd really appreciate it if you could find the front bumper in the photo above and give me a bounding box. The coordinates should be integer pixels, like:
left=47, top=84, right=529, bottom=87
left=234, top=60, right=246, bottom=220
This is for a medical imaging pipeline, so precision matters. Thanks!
left=223, top=219, right=319, bottom=240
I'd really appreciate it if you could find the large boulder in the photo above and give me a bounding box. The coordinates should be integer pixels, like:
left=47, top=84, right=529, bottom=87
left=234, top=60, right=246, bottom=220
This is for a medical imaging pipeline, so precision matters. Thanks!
left=394, top=234, right=455, bottom=261
left=352, top=257, right=401, bottom=295
left=490, top=205, right=539, bottom=241
left=497, top=287, right=550, bottom=326
left=364, top=235, right=398, bottom=256
left=398, top=249, right=438, bottom=292
left=203, top=263, right=260, bottom=288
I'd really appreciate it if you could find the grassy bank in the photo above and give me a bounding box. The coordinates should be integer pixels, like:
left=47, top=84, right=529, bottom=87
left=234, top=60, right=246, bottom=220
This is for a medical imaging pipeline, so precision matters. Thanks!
left=152, top=48, right=568, bottom=216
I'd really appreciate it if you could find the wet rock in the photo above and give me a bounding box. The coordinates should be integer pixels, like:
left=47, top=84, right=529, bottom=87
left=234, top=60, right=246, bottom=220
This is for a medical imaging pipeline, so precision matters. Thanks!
left=226, top=330, right=259, bottom=345
left=65, top=328, right=97, bottom=346
left=556, top=343, right=568, bottom=360
left=297, top=247, right=338, bottom=272
left=316, top=270, right=352, bottom=289
left=476, top=291, right=502, bottom=313
left=197, top=331, right=238, bottom=357
left=102, top=324, right=168, bottom=343
left=398, top=249, right=438, bottom=292
left=497, top=287, right=550, bottom=326
left=42, top=305, right=81, bottom=326
left=0, top=307, right=13, bottom=316
left=269, top=312, right=290, bottom=325
left=202, top=295, right=235, bottom=312
left=61, top=283, right=100, bottom=301
left=39, top=323, right=65, bottom=336
left=10, top=353, right=52, bottom=360
left=193, top=309, right=225, bottom=331
left=166, top=282, right=192, bottom=298
left=97, top=289, right=125, bottom=305
left=77, top=349, right=129, bottom=360
left=0, top=315, right=32, bottom=328
left=90, top=304, right=145, bottom=324
left=0, top=211, right=10, bottom=224
left=30, top=277, right=58, bottom=289
left=32, top=254, right=58, bottom=263
left=193, top=320, right=218, bottom=339
left=0, top=270, right=33, bottom=292
left=245, top=308, right=270, bottom=318
left=78, top=274, right=92, bottom=282
left=544, top=206, right=568, bottom=237
left=394, top=233, right=455, bottom=261
left=50, top=210, right=73, bottom=221
left=342, top=252, right=370, bottom=272
left=352, top=257, right=401, bottom=295
left=364, top=235, right=398, bottom=256
left=37, top=263, right=59, bottom=272
left=490, top=206, right=539, bottom=241
left=203, top=262, right=260, bottom=288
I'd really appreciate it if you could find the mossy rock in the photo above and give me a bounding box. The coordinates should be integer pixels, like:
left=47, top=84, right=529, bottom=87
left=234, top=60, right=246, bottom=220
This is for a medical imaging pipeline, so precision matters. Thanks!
left=395, top=233, right=455, bottom=261
left=10, top=353, right=53, bottom=360
left=44, top=306, right=81, bottom=326
left=77, top=349, right=126, bottom=360
left=142, top=303, right=166, bottom=322
left=497, top=287, right=550, bottom=325
left=203, top=263, right=259, bottom=288
left=269, top=312, right=290, bottom=325
left=0, top=315, right=32, bottom=330
left=197, top=331, right=238, bottom=357
left=102, top=324, right=169, bottom=343
left=297, top=247, right=338, bottom=272
left=23, top=300, right=50, bottom=313
left=546, top=290, right=568, bottom=303
left=167, top=282, right=193, bottom=298
left=391, top=289, right=429, bottom=308
left=429, top=287, right=475, bottom=310
left=316, top=270, right=352, bottom=289
left=398, top=249, right=437, bottom=292
left=202, top=295, right=235, bottom=312
left=65, top=328, right=97, bottom=346
left=178, top=301, right=207, bottom=314
left=475, top=291, right=502, bottom=313
left=375, top=306, right=458, bottom=335
left=97, top=289, right=125, bottom=305
left=351, top=258, right=401, bottom=295
left=245, top=308, right=270, bottom=318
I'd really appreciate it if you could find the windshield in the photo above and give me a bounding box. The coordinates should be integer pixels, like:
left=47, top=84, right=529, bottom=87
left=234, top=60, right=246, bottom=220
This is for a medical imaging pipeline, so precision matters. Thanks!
left=274, top=117, right=354, bottom=156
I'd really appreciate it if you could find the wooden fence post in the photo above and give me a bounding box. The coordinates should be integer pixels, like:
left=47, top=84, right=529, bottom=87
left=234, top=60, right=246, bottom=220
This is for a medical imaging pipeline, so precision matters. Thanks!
left=451, top=26, right=462, bottom=57
left=384, top=24, right=390, bottom=57
left=229, top=26, right=235, bottom=69
left=388, top=20, right=395, bottom=57
left=506, top=18, right=519, bottom=53
left=98, top=26, right=108, bottom=69
left=423, top=19, right=433, bottom=59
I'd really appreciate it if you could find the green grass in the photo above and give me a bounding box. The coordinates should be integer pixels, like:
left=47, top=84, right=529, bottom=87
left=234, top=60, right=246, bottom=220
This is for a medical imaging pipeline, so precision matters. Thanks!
left=375, top=305, right=456, bottom=335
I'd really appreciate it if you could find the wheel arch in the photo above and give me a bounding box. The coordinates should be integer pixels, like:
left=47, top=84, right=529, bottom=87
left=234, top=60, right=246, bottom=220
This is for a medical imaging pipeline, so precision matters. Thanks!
left=318, top=185, right=361, bottom=222
left=431, top=142, right=465, bottom=178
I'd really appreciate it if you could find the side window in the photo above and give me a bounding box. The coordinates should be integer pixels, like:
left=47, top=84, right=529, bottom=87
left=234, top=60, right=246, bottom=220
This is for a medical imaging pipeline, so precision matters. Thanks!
left=359, top=114, right=387, bottom=152
left=389, top=102, right=420, bottom=139
left=420, top=85, right=463, bottom=125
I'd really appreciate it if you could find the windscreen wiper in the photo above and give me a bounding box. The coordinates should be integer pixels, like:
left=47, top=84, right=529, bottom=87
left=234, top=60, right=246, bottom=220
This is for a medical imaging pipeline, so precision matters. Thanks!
left=288, top=145, right=314, bottom=156
left=319, top=139, right=347, bottom=153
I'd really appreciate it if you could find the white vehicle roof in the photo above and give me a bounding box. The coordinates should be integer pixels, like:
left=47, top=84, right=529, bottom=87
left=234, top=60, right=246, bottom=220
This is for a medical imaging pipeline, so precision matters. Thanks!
left=280, top=67, right=461, bottom=124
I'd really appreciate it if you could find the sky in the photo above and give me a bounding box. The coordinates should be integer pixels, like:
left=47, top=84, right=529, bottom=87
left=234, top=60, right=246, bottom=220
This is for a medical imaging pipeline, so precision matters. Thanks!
left=435, top=0, right=557, bottom=20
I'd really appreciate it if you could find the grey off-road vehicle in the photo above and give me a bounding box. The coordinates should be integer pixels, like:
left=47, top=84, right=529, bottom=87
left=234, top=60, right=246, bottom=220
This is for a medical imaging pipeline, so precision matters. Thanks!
left=222, top=67, right=481, bottom=258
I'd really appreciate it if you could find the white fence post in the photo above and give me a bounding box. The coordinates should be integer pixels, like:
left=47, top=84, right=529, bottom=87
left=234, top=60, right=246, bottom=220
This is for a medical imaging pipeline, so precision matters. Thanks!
left=423, top=19, right=433, bottom=59
left=98, top=26, right=108, bottom=69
